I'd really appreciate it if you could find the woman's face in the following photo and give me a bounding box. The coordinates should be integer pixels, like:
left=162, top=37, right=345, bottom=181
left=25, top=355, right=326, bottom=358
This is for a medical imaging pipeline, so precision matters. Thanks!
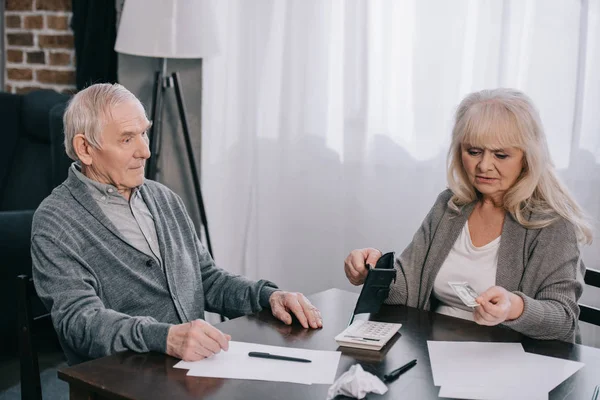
left=461, top=143, right=525, bottom=203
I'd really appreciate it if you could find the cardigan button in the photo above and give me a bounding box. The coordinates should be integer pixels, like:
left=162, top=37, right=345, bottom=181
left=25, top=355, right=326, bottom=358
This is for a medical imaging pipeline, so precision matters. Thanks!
left=146, top=259, right=154, bottom=268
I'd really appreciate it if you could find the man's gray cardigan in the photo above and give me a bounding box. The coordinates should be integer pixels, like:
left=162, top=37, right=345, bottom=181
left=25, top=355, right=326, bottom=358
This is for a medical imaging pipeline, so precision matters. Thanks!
left=387, top=189, right=585, bottom=342
left=31, top=169, right=278, bottom=365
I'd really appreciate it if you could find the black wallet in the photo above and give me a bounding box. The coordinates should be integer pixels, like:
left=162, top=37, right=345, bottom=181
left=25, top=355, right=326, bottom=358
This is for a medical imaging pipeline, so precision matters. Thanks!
left=352, top=251, right=396, bottom=316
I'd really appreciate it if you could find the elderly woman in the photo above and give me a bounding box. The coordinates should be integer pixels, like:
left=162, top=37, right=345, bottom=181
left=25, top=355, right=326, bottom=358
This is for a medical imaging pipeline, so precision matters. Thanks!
left=344, top=88, right=592, bottom=342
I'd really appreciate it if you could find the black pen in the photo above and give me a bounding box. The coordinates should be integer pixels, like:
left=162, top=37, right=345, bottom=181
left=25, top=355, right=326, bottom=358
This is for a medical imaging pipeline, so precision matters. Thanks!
left=383, top=359, right=417, bottom=383
left=248, top=351, right=312, bottom=363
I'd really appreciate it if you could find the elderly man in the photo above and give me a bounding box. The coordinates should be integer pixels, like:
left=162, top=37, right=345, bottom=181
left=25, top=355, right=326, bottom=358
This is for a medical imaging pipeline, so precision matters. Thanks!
left=32, top=83, right=322, bottom=365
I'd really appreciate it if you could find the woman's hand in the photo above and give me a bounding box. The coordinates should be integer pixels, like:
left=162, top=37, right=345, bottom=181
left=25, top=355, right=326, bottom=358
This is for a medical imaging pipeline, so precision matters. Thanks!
left=344, top=248, right=382, bottom=285
left=473, top=286, right=524, bottom=326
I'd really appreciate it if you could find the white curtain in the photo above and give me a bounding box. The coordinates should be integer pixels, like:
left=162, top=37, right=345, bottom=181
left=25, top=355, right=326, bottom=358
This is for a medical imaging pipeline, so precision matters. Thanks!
left=202, top=0, right=600, bottom=296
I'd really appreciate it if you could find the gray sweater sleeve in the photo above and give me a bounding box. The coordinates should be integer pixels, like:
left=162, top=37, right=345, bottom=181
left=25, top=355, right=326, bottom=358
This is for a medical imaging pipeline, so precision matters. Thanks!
left=175, top=195, right=279, bottom=317
left=31, top=234, right=171, bottom=360
left=385, top=190, right=451, bottom=307
left=501, top=218, right=584, bottom=341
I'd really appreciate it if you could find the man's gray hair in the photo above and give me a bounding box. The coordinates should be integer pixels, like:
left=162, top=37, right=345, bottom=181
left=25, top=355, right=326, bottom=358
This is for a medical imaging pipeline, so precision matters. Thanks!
left=63, top=83, right=145, bottom=161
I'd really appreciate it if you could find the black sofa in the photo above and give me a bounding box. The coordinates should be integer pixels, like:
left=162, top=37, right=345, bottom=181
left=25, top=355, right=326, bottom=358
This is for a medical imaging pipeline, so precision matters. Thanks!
left=0, top=90, right=71, bottom=356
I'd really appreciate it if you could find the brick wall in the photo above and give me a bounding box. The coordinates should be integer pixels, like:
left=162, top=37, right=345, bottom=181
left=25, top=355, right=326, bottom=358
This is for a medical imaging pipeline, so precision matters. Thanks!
left=4, top=0, right=76, bottom=94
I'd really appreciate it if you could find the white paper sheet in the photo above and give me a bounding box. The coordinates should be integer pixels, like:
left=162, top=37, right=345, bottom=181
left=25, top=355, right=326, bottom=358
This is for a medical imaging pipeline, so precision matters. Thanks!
left=438, top=384, right=548, bottom=400
left=428, top=341, right=585, bottom=400
left=427, top=341, right=526, bottom=386
left=173, top=341, right=342, bottom=385
left=507, top=352, right=584, bottom=391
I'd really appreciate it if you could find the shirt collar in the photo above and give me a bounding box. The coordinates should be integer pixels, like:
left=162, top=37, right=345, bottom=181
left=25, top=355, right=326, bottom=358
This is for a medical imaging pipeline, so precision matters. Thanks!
left=71, top=162, right=142, bottom=203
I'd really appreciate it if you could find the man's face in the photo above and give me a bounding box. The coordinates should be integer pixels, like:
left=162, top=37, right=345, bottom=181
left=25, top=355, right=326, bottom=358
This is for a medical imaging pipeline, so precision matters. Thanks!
left=86, top=101, right=151, bottom=191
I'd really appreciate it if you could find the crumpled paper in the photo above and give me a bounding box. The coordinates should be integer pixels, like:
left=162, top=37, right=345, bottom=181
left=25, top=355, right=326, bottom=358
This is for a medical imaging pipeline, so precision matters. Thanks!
left=326, top=364, right=388, bottom=400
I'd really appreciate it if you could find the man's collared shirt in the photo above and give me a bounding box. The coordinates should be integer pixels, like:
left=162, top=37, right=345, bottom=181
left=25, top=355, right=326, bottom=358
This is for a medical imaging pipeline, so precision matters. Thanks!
left=71, top=162, right=163, bottom=269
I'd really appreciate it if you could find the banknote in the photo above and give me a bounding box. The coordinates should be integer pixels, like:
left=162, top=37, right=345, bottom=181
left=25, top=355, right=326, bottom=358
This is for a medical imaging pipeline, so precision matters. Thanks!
left=448, top=281, right=480, bottom=307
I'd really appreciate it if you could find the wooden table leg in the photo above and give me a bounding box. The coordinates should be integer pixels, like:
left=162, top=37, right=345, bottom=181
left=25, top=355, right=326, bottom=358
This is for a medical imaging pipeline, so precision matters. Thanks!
left=69, top=384, right=96, bottom=400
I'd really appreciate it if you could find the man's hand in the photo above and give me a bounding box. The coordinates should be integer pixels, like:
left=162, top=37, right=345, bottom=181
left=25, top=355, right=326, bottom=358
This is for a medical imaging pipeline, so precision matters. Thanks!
left=166, top=319, right=231, bottom=361
left=344, top=248, right=382, bottom=285
left=269, top=291, right=323, bottom=329
left=473, top=286, right=524, bottom=326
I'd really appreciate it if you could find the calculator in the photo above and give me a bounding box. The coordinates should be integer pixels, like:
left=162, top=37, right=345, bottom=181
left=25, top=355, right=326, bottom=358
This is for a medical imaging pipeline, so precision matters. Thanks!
left=334, top=320, right=402, bottom=351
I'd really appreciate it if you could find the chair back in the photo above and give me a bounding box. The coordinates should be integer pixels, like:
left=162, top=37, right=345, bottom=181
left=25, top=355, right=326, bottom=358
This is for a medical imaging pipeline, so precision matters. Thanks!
left=0, top=90, right=70, bottom=211
left=1, top=89, right=70, bottom=356
left=580, top=268, right=600, bottom=326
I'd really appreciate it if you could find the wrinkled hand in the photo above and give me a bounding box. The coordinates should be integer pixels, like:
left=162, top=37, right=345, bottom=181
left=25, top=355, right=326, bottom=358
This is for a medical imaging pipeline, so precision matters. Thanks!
left=269, top=291, right=323, bottom=329
left=166, top=319, right=231, bottom=361
left=473, top=286, right=524, bottom=326
left=344, top=248, right=382, bottom=285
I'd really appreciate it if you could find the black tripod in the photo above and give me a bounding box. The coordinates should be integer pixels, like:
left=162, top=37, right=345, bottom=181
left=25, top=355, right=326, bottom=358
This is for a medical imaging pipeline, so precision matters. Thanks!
left=146, top=58, right=213, bottom=257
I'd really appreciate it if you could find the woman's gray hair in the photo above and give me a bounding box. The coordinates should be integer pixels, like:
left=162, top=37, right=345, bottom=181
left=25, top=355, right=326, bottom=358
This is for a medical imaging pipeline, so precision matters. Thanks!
left=447, top=88, right=593, bottom=244
left=63, top=83, right=146, bottom=161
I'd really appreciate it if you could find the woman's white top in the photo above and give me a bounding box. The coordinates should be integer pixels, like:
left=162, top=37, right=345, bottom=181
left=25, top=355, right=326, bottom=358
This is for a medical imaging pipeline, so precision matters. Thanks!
left=432, top=221, right=500, bottom=321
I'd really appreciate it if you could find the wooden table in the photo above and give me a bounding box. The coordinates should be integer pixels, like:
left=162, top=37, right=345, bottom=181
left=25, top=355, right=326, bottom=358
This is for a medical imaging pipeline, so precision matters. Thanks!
left=58, top=288, right=600, bottom=399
